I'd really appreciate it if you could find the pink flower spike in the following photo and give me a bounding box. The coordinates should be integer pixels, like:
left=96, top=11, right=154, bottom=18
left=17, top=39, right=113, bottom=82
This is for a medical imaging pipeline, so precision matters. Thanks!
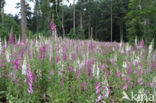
left=82, top=83, right=84, bottom=88
left=50, top=70, right=55, bottom=75
left=96, top=88, right=100, bottom=94
left=27, top=64, right=33, bottom=94
left=92, top=58, right=95, bottom=65
left=123, top=84, right=128, bottom=90
left=116, top=72, right=121, bottom=78
left=76, top=71, right=80, bottom=80
left=85, top=83, right=88, bottom=89
left=96, top=95, right=102, bottom=102
left=69, top=65, right=72, bottom=72
left=50, top=19, right=56, bottom=31
left=149, top=82, right=154, bottom=88
left=28, top=88, right=33, bottom=94
left=127, top=66, right=132, bottom=74
left=14, top=59, right=19, bottom=71
left=102, top=101, right=106, bottom=103
left=43, top=94, right=46, bottom=99
left=24, top=79, right=27, bottom=83
left=96, top=82, right=100, bottom=90
left=56, top=56, right=60, bottom=63
left=82, top=82, right=88, bottom=90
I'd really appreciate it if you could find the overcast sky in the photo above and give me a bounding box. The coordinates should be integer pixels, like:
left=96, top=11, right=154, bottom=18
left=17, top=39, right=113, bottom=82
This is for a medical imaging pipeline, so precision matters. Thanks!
left=4, top=0, right=76, bottom=16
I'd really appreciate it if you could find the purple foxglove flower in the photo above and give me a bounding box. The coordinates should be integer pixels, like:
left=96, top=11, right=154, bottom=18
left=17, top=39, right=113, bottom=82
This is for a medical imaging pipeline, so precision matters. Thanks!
left=123, top=84, right=128, bottom=90
left=72, top=53, right=77, bottom=60
left=141, top=40, right=144, bottom=47
left=76, top=71, right=80, bottom=80
left=116, top=72, right=121, bottom=78
left=82, top=82, right=88, bottom=90
left=69, top=65, right=72, bottom=72
left=137, top=77, right=143, bottom=85
left=32, top=72, right=36, bottom=82
left=40, top=44, right=47, bottom=59
left=43, top=94, right=46, bottom=99
left=146, top=64, right=151, bottom=73
left=85, top=83, right=88, bottom=89
left=96, top=88, right=100, bottom=94
left=96, top=95, right=102, bottom=102
left=24, top=78, right=27, bottom=83
left=27, top=64, right=33, bottom=94
left=50, top=70, right=55, bottom=75
left=50, top=19, right=56, bottom=32
left=56, top=56, right=60, bottom=64
left=86, top=61, right=91, bottom=77
left=62, top=47, right=67, bottom=62
left=149, top=82, right=154, bottom=88
left=82, top=83, right=84, bottom=88
left=127, top=66, right=132, bottom=74
left=96, top=82, right=100, bottom=90
left=14, top=59, right=19, bottom=71
left=153, top=65, right=156, bottom=69
left=102, top=101, right=106, bottom=103
left=62, top=79, right=64, bottom=88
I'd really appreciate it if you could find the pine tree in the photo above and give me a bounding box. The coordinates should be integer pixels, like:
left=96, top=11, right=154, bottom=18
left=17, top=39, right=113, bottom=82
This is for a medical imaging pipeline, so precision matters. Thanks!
left=21, top=0, right=27, bottom=40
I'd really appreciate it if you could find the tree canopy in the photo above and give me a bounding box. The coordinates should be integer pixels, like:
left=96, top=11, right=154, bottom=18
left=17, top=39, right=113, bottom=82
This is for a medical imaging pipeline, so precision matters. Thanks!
left=0, top=0, right=155, bottom=46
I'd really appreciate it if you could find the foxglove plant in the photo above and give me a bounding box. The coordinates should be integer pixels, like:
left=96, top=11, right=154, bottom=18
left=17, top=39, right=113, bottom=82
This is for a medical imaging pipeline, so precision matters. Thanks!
left=82, top=82, right=88, bottom=90
left=6, top=50, right=10, bottom=63
left=27, top=63, right=33, bottom=94
left=0, top=34, right=155, bottom=102
left=95, top=82, right=108, bottom=103
left=9, top=32, right=14, bottom=45
left=14, top=59, right=19, bottom=71
left=50, top=19, right=56, bottom=39
left=22, top=56, right=27, bottom=74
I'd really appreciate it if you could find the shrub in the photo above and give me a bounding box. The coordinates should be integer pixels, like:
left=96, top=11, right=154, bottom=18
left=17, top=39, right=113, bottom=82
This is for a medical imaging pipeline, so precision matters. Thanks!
left=67, top=26, right=85, bottom=39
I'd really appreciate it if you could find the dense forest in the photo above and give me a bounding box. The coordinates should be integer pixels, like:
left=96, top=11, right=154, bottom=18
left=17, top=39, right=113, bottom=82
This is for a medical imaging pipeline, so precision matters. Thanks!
left=0, top=0, right=156, bottom=44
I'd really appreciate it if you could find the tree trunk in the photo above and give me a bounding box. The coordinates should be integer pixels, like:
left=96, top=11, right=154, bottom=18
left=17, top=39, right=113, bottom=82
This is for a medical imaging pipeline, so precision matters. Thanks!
left=73, top=0, right=75, bottom=33
left=91, top=27, right=93, bottom=40
left=62, top=7, right=65, bottom=38
left=80, top=4, right=83, bottom=29
left=35, top=0, right=40, bottom=33
left=36, top=16, right=39, bottom=33
left=1, top=0, right=4, bottom=25
left=55, top=0, right=59, bottom=17
left=110, top=0, right=113, bottom=42
left=95, top=27, right=97, bottom=40
left=88, top=22, right=90, bottom=39
left=120, top=24, right=123, bottom=42
left=21, top=0, right=27, bottom=40
left=48, top=0, right=50, bottom=22
left=139, top=0, right=150, bottom=40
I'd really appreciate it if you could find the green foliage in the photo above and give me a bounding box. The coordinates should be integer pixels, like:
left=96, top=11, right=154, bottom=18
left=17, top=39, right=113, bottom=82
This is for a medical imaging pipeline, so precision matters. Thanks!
left=0, top=14, right=21, bottom=39
left=0, top=0, right=155, bottom=43
left=126, top=0, right=156, bottom=45
left=67, top=27, right=85, bottom=39
left=0, top=24, right=8, bottom=38
left=152, top=38, right=156, bottom=50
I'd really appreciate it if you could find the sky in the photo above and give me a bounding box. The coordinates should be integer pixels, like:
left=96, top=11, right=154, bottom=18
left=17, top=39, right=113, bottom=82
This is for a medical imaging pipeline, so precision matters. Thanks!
left=4, top=0, right=76, bottom=16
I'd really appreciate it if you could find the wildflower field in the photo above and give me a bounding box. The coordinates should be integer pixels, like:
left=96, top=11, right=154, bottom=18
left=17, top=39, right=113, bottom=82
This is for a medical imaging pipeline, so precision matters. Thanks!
left=0, top=35, right=155, bottom=103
